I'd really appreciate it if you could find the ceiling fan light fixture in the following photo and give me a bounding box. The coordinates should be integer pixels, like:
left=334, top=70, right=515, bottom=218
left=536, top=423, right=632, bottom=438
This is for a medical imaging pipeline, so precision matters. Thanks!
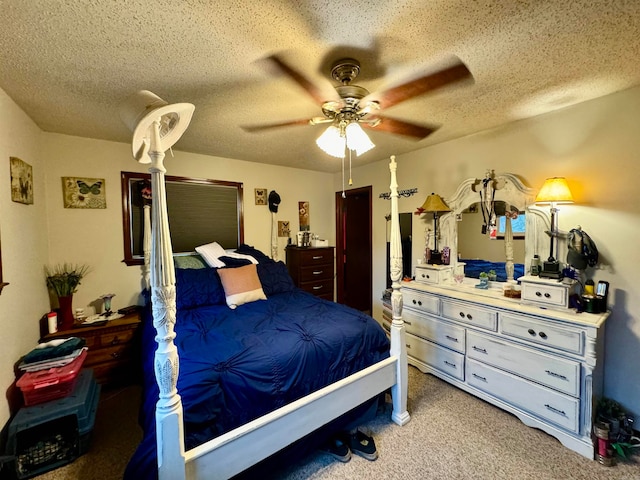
left=316, top=125, right=346, bottom=158
left=345, top=122, right=375, bottom=156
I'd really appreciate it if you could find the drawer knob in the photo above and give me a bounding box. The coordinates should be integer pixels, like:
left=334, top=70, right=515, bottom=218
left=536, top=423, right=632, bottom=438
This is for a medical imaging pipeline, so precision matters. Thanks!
left=413, top=299, right=417, bottom=305
left=544, top=293, right=551, bottom=298
left=535, top=291, right=542, bottom=297
left=406, top=344, right=411, bottom=349
left=466, top=314, right=473, bottom=320
left=404, top=320, right=412, bottom=325
left=445, top=335, right=458, bottom=342
left=312, top=270, right=323, bottom=275
left=444, top=360, right=456, bottom=368
left=312, top=255, right=322, bottom=260
left=459, top=312, right=465, bottom=318
left=111, top=337, right=121, bottom=345
left=539, top=331, right=547, bottom=339
left=312, top=285, right=323, bottom=290
left=544, top=404, right=566, bottom=416
left=472, top=346, right=487, bottom=354
left=472, top=373, right=487, bottom=382
left=111, top=352, right=121, bottom=359
left=528, top=329, right=536, bottom=336
left=417, top=301, right=422, bottom=306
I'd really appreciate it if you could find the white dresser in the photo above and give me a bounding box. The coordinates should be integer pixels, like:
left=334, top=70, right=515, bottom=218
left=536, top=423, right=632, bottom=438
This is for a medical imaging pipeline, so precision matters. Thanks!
left=382, top=281, right=609, bottom=459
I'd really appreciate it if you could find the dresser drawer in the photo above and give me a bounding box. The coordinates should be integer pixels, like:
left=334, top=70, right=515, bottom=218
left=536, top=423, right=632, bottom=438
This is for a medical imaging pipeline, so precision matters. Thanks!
left=402, top=289, right=439, bottom=315
left=296, top=248, right=333, bottom=266
left=403, top=309, right=465, bottom=353
left=467, top=358, right=579, bottom=433
left=299, top=279, right=334, bottom=297
left=500, top=312, right=583, bottom=355
left=520, top=282, right=569, bottom=308
left=299, top=264, right=333, bottom=282
left=406, top=333, right=464, bottom=381
left=85, top=343, right=136, bottom=366
left=97, top=328, right=136, bottom=348
left=441, top=299, right=497, bottom=331
left=467, top=331, right=580, bottom=396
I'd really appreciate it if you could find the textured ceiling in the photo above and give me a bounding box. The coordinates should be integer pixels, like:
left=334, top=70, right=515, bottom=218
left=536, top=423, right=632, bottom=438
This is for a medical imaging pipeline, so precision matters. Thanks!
left=1, top=1, right=639, bottom=172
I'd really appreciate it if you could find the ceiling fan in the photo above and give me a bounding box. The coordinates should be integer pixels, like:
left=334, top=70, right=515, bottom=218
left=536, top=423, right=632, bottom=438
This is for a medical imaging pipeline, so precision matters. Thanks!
left=242, top=54, right=474, bottom=146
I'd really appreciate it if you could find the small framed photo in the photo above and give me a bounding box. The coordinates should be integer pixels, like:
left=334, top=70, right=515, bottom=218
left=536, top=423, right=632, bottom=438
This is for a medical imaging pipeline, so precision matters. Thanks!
left=278, top=221, right=290, bottom=237
left=62, top=177, right=106, bottom=209
left=10, top=157, right=33, bottom=205
left=255, top=188, right=267, bottom=205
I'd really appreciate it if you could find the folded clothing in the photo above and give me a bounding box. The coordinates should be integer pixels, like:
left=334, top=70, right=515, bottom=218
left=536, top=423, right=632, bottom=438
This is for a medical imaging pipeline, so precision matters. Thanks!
left=22, top=337, right=86, bottom=364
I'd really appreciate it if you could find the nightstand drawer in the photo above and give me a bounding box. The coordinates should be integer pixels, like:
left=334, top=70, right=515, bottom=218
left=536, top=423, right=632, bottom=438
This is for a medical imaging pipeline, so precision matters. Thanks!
left=441, top=299, right=497, bottom=331
left=299, top=279, right=334, bottom=296
left=297, top=248, right=333, bottom=266
left=299, top=265, right=333, bottom=282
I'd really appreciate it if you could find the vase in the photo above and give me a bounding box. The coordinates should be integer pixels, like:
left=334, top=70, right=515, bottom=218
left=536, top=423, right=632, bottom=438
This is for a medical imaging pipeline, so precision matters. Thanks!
left=57, top=295, right=75, bottom=331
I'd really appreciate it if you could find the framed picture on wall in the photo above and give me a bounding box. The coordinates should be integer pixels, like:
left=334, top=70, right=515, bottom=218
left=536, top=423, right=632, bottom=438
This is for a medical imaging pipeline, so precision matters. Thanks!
left=255, top=188, right=267, bottom=205
left=62, top=177, right=106, bottom=209
left=10, top=157, right=34, bottom=205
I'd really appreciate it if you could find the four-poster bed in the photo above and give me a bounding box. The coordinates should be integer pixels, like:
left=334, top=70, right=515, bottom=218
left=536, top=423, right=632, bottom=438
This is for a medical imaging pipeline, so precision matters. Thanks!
left=120, top=91, right=409, bottom=480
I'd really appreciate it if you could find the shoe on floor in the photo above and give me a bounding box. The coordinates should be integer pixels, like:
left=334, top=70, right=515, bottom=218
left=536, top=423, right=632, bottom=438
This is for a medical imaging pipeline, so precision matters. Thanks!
left=320, top=435, right=352, bottom=463
left=349, top=430, right=378, bottom=461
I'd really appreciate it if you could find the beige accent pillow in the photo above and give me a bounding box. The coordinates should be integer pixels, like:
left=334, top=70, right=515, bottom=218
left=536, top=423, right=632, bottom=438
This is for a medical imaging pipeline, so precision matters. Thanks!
left=217, top=264, right=267, bottom=309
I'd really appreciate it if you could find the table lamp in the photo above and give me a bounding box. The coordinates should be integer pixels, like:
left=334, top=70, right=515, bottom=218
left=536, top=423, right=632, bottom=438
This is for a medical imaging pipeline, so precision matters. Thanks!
left=419, top=193, right=451, bottom=265
left=535, top=177, right=574, bottom=278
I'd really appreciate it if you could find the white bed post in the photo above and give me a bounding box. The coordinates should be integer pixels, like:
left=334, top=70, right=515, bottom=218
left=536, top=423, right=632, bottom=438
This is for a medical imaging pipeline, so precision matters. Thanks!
left=388, top=156, right=410, bottom=426
left=147, top=120, right=187, bottom=480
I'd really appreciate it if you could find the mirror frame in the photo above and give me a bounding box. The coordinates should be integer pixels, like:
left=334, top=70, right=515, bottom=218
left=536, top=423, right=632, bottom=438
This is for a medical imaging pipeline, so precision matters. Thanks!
left=439, top=172, right=551, bottom=280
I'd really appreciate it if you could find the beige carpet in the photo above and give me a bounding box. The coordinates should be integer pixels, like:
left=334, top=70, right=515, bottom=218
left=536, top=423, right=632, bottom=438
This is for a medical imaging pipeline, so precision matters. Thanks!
left=32, top=367, right=639, bottom=479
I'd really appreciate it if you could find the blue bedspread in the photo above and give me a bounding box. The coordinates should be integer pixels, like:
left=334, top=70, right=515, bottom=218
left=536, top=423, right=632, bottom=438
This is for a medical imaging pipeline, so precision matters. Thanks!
left=125, top=270, right=389, bottom=479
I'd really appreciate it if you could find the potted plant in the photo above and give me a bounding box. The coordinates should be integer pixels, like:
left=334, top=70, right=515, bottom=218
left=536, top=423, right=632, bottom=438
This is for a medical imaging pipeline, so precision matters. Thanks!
left=45, top=263, right=90, bottom=330
left=488, top=269, right=497, bottom=281
left=477, top=271, right=489, bottom=289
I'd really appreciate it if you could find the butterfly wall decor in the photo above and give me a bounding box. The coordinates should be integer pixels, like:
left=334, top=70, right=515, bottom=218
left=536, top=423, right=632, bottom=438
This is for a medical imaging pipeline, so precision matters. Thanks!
left=9, top=157, right=33, bottom=205
left=62, top=176, right=106, bottom=209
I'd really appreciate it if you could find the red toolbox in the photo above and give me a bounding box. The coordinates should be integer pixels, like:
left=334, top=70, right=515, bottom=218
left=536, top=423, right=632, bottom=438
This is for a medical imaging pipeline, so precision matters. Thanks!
left=16, top=349, right=87, bottom=406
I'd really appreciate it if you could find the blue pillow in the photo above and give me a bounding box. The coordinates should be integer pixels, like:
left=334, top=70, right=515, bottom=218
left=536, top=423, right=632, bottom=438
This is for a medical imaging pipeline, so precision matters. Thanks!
left=218, top=256, right=252, bottom=268
left=175, top=268, right=225, bottom=309
left=235, top=244, right=274, bottom=264
left=257, top=261, right=296, bottom=296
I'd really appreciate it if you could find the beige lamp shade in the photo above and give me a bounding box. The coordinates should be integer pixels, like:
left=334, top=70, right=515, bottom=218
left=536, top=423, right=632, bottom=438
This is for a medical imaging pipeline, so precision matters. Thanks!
left=535, top=177, right=574, bottom=204
left=119, top=90, right=195, bottom=163
left=420, top=193, right=451, bottom=213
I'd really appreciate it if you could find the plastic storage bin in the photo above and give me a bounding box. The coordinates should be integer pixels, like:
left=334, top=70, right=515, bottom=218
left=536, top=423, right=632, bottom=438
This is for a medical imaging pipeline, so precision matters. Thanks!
left=5, top=369, right=100, bottom=479
left=16, top=349, right=87, bottom=406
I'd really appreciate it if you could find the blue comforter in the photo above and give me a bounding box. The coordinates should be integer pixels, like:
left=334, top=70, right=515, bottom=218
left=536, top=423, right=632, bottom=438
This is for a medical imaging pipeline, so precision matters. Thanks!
left=125, top=267, right=389, bottom=479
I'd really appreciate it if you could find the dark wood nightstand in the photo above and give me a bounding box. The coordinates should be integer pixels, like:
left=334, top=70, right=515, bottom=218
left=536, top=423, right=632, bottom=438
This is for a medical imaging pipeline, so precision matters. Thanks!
left=40, top=311, right=142, bottom=388
left=286, top=246, right=335, bottom=301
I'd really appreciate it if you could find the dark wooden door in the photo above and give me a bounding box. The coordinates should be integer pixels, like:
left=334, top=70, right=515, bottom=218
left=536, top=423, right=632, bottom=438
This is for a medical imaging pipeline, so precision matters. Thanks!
left=336, top=186, right=372, bottom=313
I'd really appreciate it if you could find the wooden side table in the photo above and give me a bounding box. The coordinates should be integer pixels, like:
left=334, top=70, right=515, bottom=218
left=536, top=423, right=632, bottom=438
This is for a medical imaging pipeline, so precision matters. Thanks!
left=40, top=311, right=142, bottom=388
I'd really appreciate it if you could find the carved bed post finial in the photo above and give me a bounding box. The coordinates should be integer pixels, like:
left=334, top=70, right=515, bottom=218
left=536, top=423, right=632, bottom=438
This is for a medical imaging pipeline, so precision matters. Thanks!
left=388, top=155, right=410, bottom=426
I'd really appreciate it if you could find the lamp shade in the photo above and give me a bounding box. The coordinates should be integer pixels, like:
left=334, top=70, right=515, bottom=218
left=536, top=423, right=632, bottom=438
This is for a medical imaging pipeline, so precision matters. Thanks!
left=420, top=193, right=451, bottom=213
left=345, top=122, right=375, bottom=156
left=316, top=125, right=346, bottom=158
left=120, top=90, right=195, bottom=163
left=535, top=177, right=574, bottom=204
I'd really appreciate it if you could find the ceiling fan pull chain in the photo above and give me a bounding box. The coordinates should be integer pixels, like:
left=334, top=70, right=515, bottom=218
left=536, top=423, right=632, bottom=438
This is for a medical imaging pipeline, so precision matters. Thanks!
left=348, top=149, right=353, bottom=186
left=341, top=154, right=346, bottom=198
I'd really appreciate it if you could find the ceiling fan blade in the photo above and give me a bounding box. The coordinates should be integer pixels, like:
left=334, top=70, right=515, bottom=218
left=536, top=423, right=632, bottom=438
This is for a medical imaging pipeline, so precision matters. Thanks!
left=241, top=118, right=314, bottom=132
left=364, top=58, right=473, bottom=110
left=267, top=54, right=338, bottom=105
left=363, top=116, right=439, bottom=139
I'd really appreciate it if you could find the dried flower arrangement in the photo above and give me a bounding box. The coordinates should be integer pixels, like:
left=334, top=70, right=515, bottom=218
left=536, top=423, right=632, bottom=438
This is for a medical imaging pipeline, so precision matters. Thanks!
left=44, top=263, right=90, bottom=297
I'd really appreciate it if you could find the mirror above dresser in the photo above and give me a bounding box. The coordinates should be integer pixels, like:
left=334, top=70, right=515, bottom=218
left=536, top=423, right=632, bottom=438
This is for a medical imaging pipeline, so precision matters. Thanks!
left=438, top=171, right=551, bottom=283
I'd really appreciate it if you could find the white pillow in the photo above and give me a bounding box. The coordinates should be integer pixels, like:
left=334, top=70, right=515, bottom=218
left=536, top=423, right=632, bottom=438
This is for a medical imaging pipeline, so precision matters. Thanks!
left=195, top=242, right=227, bottom=268
left=223, top=249, right=258, bottom=264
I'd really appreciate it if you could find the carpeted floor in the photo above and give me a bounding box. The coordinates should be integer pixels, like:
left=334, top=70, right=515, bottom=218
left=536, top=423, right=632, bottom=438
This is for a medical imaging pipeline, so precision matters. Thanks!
left=33, top=366, right=639, bottom=479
